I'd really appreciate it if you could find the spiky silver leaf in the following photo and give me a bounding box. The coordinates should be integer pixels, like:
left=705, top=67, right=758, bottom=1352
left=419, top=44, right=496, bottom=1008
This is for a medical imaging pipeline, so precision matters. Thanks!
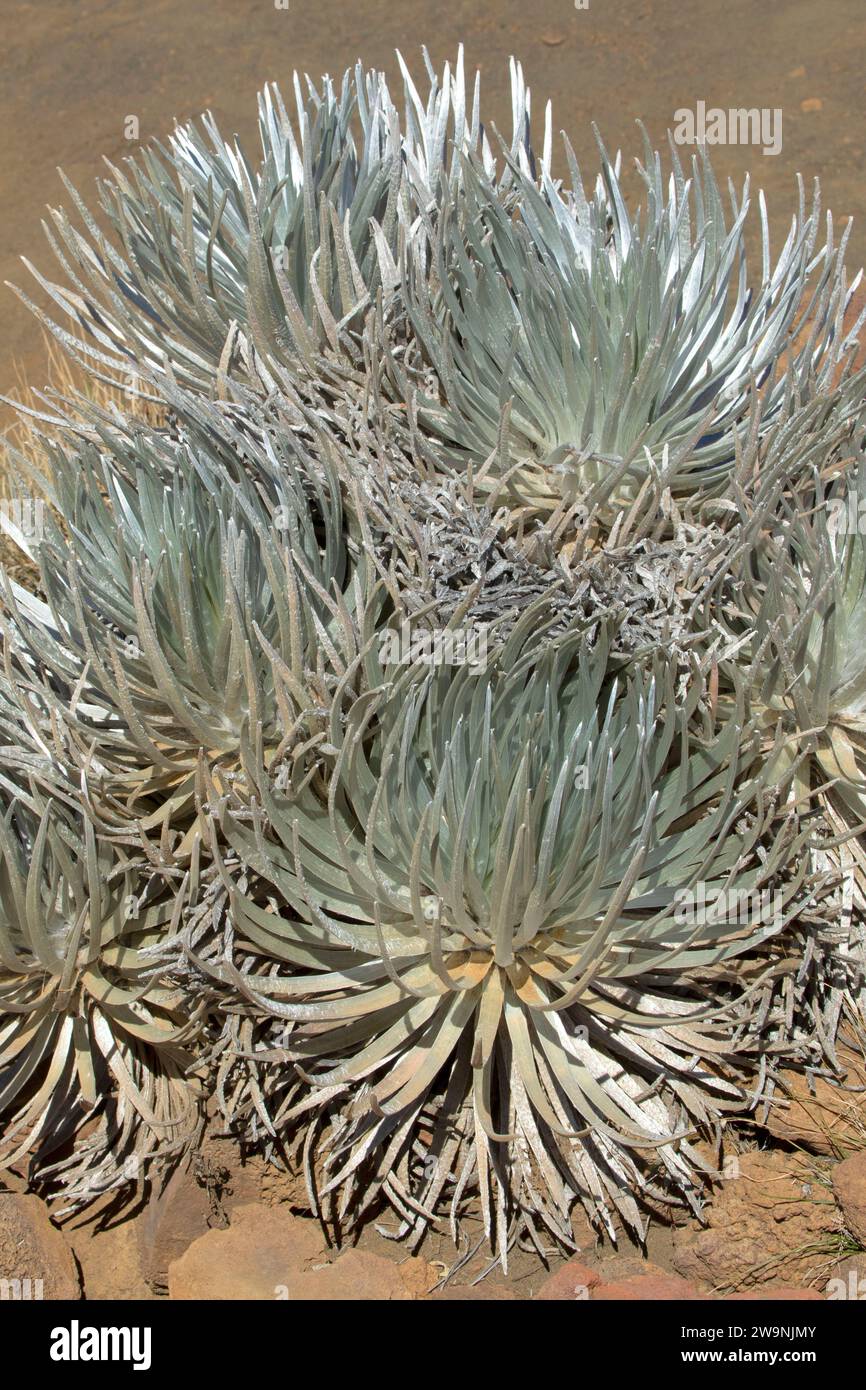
left=0, top=783, right=201, bottom=1206
left=14, top=49, right=536, bottom=395
left=398, top=132, right=864, bottom=515
left=199, top=622, right=820, bottom=1254
left=1, top=390, right=362, bottom=835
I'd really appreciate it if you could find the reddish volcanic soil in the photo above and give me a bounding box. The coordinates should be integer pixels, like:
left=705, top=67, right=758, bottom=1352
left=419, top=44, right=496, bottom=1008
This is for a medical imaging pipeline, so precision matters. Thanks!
left=2, top=0, right=866, bottom=413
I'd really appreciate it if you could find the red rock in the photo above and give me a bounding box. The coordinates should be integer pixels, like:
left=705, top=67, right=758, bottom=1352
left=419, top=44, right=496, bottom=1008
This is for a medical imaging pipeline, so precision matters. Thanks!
left=69, top=1216, right=152, bottom=1301
left=168, top=1204, right=433, bottom=1300
left=725, top=1287, right=822, bottom=1300
left=168, top=1203, right=323, bottom=1299
left=296, top=1248, right=415, bottom=1301
left=535, top=1261, right=601, bottom=1300
left=433, top=1283, right=518, bottom=1300
left=138, top=1164, right=212, bottom=1290
left=592, top=1273, right=705, bottom=1301
left=395, top=1256, right=439, bottom=1298
left=0, top=1193, right=80, bottom=1300
left=595, top=1256, right=669, bottom=1283
left=672, top=1151, right=837, bottom=1291
left=832, top=1152, right=866, bottom=1246
left=762, top=1049, right=866, bottom=1156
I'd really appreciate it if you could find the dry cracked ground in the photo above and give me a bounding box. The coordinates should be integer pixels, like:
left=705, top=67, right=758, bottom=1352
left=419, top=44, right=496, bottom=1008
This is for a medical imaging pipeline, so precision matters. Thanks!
left=2, top=0, right=866, bottom=1301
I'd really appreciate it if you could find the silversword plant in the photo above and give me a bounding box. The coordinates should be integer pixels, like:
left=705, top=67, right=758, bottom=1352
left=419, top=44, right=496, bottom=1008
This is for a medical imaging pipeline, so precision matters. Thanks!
left=1, top=48, right=864, bottom=1265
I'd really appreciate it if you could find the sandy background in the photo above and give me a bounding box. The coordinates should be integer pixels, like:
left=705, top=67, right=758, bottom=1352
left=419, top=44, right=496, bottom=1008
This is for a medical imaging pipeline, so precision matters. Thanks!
left=2, top=0, right=865, bottom=410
